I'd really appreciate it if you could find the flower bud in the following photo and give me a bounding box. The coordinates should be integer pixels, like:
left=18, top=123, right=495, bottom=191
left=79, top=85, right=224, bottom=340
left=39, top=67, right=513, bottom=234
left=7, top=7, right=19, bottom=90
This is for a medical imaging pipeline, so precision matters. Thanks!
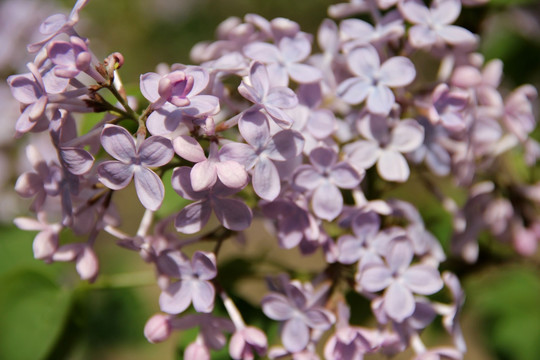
left=144, top=314, right=172, bottom=343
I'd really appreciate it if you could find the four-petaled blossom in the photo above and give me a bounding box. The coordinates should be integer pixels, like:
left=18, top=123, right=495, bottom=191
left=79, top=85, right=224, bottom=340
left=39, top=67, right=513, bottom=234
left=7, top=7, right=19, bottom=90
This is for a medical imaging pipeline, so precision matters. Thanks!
left=97, top=124, right=174, bottom=211
left=293, top=147, right=363, bottom=221
left=229, top=326, right=268, bottom=360
left=262, top=281, right=335, bottom=353
left=337, top=44, right=416, bottom=115
left=359, top=238, right=443, bottom=322
left=399, top=0, right=477, bottom=48
left=158, top=250, right=217, bottom=314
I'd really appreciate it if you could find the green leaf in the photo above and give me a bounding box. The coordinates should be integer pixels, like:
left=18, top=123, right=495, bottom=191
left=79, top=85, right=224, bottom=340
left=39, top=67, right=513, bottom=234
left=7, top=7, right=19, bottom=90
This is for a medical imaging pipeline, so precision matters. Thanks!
left=0, top=270, right=73, bottom=360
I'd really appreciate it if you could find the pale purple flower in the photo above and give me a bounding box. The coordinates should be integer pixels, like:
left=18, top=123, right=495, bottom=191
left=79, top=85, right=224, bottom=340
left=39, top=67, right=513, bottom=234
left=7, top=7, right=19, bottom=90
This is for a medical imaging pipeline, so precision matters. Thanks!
left=243, top=33, right=322, bottom=86
left=346, top=115, right=424, bottom=182
left=339, top=11, right=404, bottom=51
left=359, top=238, right=443, bottom=322
left=399, top=0, right=477, bottom=49
left=220, top=110, right=304, bottom=200
left=169, top=313, right=234, bottom=350
left=172, top=166, right=252, bottom=233
left=158, top=250, right=217, bottom=314
left=262, top=281, right=335, bottom=353
left=51, top=242, right=99, bottom=281
left=293, top=147, right=362, bottom=221
left=174, top=139, right=248, bottom=192
left=409, top=117, right=452, bottom=177
left=238, top=61, right=298, bottom=127
left=503, top=84, right=538, bottom=142
left=427, top=84, right=469, bottom=132
left=229, top=326, right=268, bottom=360
left=97, top=124, right=174, bottom=211
left=27, top=0, right=90, bottom=52
left=140, top=66, right=220, bottom=117
left=337, top=45, right=415, bottom=115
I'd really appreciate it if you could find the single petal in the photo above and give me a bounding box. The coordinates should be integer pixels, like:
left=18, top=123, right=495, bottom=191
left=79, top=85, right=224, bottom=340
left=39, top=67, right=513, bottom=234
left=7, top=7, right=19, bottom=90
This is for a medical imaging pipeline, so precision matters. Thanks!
left=266, top=87, right=298, bottom=109
left=438, top=25, right=477, bottom=46
left=347, top=140, right=381, bottom=169
left=303, top=309, right=335, bottom=330
left=431, top=0, right=462, bottom=25
left=175, top=201, right=212, bottom=234
left=261, top=293, right=294, bottom=321
left=399, top=0, right=431, bottom=24
left=59, top=148, right=94, bottom=175
left=367, top=84, right=394, bottom=115
left=139, top=136, right=174, bottom=167
left=336, top=235, right=363, bottom=264
left=219, top=143, right=257, bottom=169
left=249, top=61, right=270, bottom=98
left=265, top=130, right=304, bottom=161
left=387, top=238, right=414, bottom=274
left=282, top=317, right=310, bottom=353
left=389, top=119, right=424, bottom=153
left=140, top=72, right=161, bottom=103
left=331, top=162, right=362, bottom=189
left=216, top=161, right=249, bottom=189
left=312, top=181, right=343, bottom=221
left=279, top=35, right=311, bottom=62
left=159, top=281, right=192, bottom=314
left=97, top=161, right=133, bottom=190
left=100, top=124, right=136, bottom=163
left=238, top=109, right=270, bottom=148
left=379, top=57, right=416, bottom=88
left=287, top=63, right=322, bottom=84
left=192, top=251, right=217, bottom=280
left=346, top=45, right=380, bottom=78
left=252, top=157, right=281, bottom=201
left=384, top=281, right=415, bottom=322
left=173, top=135, right=207, bottom=162
left=243, top=42, right=282, bottom=63
left=212, top=197, right=252, bottom=231
left=134, top=167, right=165, bottom=211
left=191, top=280, right=215, bottom=313
left=293, top=165, right=323, bottom=191
left=191, top=160, right=217, bottom=192
left=337, top=77, right=371, bottom=105
left=359, top=265, right=393, bottom=292
left=408, top=25, right=437, bottom=48
left=403, top=265, right=443, bottom=295
left=377, top=150, right=410, bottom=182
left=171, top=166, right=207, bottom=201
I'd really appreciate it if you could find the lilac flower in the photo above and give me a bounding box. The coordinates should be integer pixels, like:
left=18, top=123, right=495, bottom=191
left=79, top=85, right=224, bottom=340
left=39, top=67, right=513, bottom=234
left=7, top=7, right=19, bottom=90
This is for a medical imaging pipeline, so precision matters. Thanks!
left=220, top=110, right=304, bottom=200
left=51, top=243, right=99, bottom=281
left=172, top=166, right=252, bottom=233
left=140, top=66, right=220, bottom=117
left=337, top=45, right=415, bottom=115
left=503, top=84, right=538, bottom=142
left=157, top=250, right=217, bottom=314
left=399, top=0, right=477, bottom=49
left=293, top=147, right=362, bottom=221
left=27, top=0, right=90, bottom=52
left=427, top=84, right=469, bottom=132
left=358, top=238, right=443, bottom=322
left=345, top=115, right=424, bottom=182
left=238, top=61, right=298, bottom=127
left=174, top=139, right=248, bottom=192
left=262, top=281, right=335, bottom=353
left=243, top=33, right=322, bottom=86
left=229, top=326, right=268, bottom=360
left=97, top=124, right=174, bottom=211
left=339, top=11, right=404, bottom=51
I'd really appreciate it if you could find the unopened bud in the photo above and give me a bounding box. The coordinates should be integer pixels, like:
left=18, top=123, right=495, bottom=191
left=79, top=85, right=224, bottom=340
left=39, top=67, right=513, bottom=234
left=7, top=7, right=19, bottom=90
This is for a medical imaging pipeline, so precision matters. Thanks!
left=144, top=314, right=172, bottom=343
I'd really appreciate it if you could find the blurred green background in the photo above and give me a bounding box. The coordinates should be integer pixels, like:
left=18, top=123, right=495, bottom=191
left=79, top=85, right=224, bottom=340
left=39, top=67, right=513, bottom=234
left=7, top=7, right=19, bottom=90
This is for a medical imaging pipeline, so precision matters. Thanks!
left=1, top=0, right=540, bottom=359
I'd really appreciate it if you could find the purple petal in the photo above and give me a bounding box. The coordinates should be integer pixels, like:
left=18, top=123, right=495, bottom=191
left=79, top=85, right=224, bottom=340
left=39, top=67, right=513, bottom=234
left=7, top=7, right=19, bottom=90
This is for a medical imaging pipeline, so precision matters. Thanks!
left=431, top=0, right=462, bottom=25
left=101, top=125, right=136, bottom=163
left=307, top=109, right=335, bottom=140
left=192, top=251, right=217, bottom=280
left=408, top=25, right=437, bottom=48
left=379, top=57, right=416, bottom=88
left=266, top=87, right=298, bottom=109
left=282, top=317, right=310, bottom=353
left=399, top=0, right=430, bottom=24
left=159, top=281, right=192, bottom=314
left=262, top=293, right=294, bottom=321
left=243, top=42, right=281, bottom=63
left=304, top=308, right=335, bottom=330
left=348, top=140, right=381, bottom=169
left=403, top=265, right=443, bottom=295
left=336, top=235, right=363, bottom=264
left=139, top=136, right=174, bottom=167
left=387, top=238, right=414, bottom=274
left=97, top=161, right=133, bottom=190
left=191, top=280, right=215, bottom=313
left=212, top=197, right=252, bottom=231
left=367, top=84, right=394, bottom=115
left=265, top=130, right=304, bottom=161
left=59, top=148, right=94, bottom=175
left=181, top=95, right=220, bottom=117
left=347, top=45, right=380, bottom=78
left=312, top=181, right=343, bottom=221
left=216, top=161, right=249, bottom=189
left=359, top=265, right=393, bottom=292
left=377, top=150, right=410, bottom=182
left=390, top=119, right=424, bottom=153
left=249, top=62, right=270, bottom=98
left=175, top=201, right=212, bottom=234
left=7, top=73, right=40, bottom=103
left=438, top=25, right=477, bottom=46
left=252, top=157, right=281, bottom=201
left=337, top=77, right=371, bottom=105
left=134, top=167, right=165, bottom=211
left=288, top=63, right=322, bottom=84
left=173, top=135, right=207, bottom=162
left=331, top=162, right=362, bottom=189
left=191, top=160, right=217, bottom=192
left=309, top=147, right=337, bottom=171
left=293, top=165, right=323, bottom=191
left=171, top=166, right=207, bottom=201
left=279, top=35, right=311, bottom=62
left=238, top=109, right=270, bottom=148
left=384, top=282, right=415, bottom=322
left=219, top=143, right=256, bottom=168
left=140, top=72, right=161, bottom=103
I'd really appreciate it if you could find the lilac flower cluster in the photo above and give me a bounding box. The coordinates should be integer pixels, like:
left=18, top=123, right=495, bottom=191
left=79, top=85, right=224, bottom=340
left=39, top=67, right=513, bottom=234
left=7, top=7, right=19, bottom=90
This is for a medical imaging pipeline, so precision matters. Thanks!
left=7, top=0, right=539, bottom=359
